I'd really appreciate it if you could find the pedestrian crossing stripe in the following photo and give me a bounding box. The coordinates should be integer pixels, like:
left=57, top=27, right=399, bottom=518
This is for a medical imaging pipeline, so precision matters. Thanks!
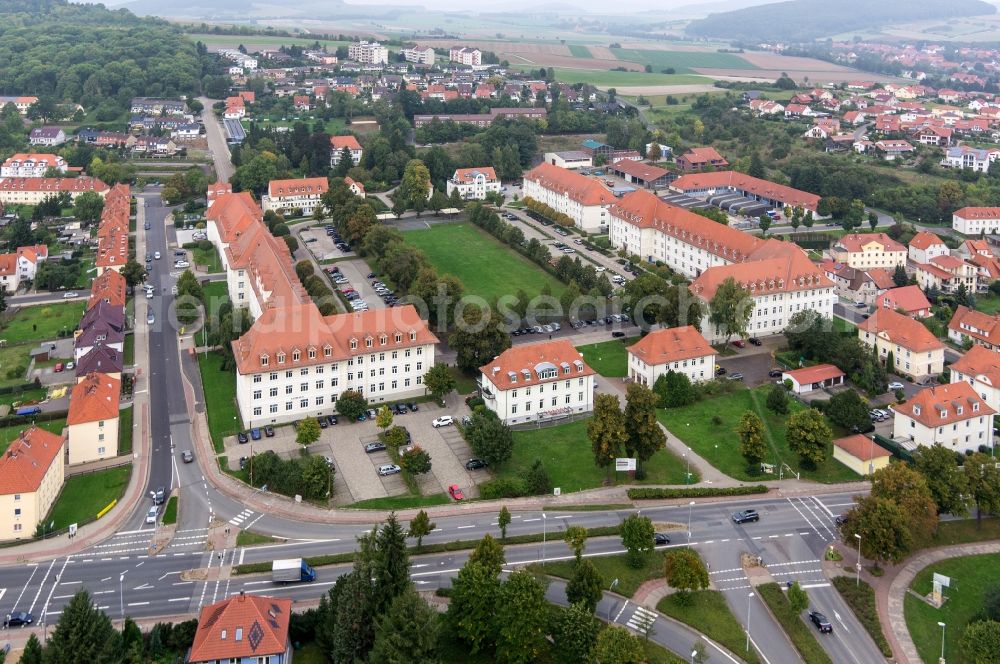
left=626, top=606, right=657, bottom=633
left=228, top=509, right=253, bottom=526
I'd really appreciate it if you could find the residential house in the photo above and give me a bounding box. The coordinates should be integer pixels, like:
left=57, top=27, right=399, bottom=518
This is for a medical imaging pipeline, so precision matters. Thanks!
left=916, top=125, right=953, bottom=146
left=130, top=98, right=186, bottom=115
left=874, top=140, right=915, bottom=160
left=876, top=285, right=932, bottom=318
left=948, top=305, right=1000, bottom=349
left=857, top=308, right=945, bottom=379
left=748, top=99, right=785, bottom=116
left=833, top=434, right=891, bottom=476
left=445, top=167, right=501, bottom=200
left=943, top=145, right=990, bottom=172
left=0, top=95, right=38, bottom=115
left=171, top=123, right=201, bottom=140
left=821, top=261, right=893, bottom=305
left=781, top=364, right=845, bottom=394
left=953, top=206, right=1000, bottom=235
left=831, top=233, right=907, bottom=269
left=0, top=154, right=67, bottom=178
left=891, top=382, right=995, bottom=453
left=0, top=427, right=64, bottom=541
left=908, top=231, right=949, bottom=264
left=74, top=301, right=126, bottom=361
left=914, top=255, right=978, bottom=293
left=344, top=176, right=365, bottom=198
left=449, top=47, right=482, bottom=66
left=28, top=127, right=66, bottom=146
left=950, top=344, right=1000, bottom=413
left=626, top=326, right=715, bottom=386
left=675, top=147, right=728, bottom=172
left=0, top=177, right=108, bottom=206
left=329, top=135, right=363, bottom=167
left=261, top=177, right=328, bottom=216
left=522, top=163, right=615, bottom=232
left=206, top=182, right=233, bottom=209
left=478, top=339, right=595, bottom=426
left=293, top=95, right=311, bottom=111
left=224, top=97, right=246, bottom=120
left=75, top=345, right=123, bottom=382
left=66, top=372, right=120, bottom=465
left=188, top=594, right=293, bottom=664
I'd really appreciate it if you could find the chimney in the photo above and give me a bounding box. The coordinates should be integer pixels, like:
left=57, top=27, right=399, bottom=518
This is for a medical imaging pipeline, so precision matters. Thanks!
left=238, top=590, right=246, bottom=602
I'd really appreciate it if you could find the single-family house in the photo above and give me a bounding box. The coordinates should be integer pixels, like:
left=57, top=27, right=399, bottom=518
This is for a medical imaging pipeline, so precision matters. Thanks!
left=188, top=594, right=293, bottom=664
left=876, top=285, right=932, bottom=318
left=943, top=145, right=990, bottom=173
left=626, top=326, right=716, bottom=387
left=949, top=305, right=1000, bottom=349
left=891, top=382, right=995, bottom=453
left=329, top=135, right=363, bottom=167
left=66, top=372, right=120, bottom=465
left=675, top=147, right=728, bottom=172
left=857, top=308, right=945, bottom=379
left=908, top=231, right=949, bottom=264
left=28, top=127, right=66, bottom=146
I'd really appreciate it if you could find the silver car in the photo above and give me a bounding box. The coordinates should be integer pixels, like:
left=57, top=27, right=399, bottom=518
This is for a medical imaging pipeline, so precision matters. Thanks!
left=377, top=464, right=401, bottom=476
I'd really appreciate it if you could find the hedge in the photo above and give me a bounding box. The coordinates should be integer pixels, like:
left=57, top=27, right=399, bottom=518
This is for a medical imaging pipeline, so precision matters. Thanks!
left=830, top=577, right=893, bottom=657
left=757, top=583, right=834, bottom=664
left=627, top=485, right=770, bottom=500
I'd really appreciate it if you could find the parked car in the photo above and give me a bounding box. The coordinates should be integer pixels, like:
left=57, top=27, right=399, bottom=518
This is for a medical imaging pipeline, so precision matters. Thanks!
left=174, top=260, right=190, bottom=268
left=264, top=426, right=274, bottom=437
left=728, top=372, right=744, bottom=381
left=151, top=487, right=166, bottom=505
left=715, top=366, right=727, bottom=376
left=63, top=291, right=79, bottom=299
left=748, top=337, right=762, bottom=346
left=147, top=312, right=155, bottom=325
left=54, top=363, right=64, bottom=372
left=5, top=612, right=34, bottom=627
left=448, top=484, right=465, bottom=501
left=432, top=416, right=454, bottom=428
left=326, top=415, right=338, bottom=426
left=145, top=506, right=159, bottom=524
left=732, top=509, right=759, bottom=524
left=318, top=417, right=328, bottom=429
left=237, top=431, right=249, bottom=444
left=465, top=458, right=488, bottom=470
left=888, top=381, right=905, bottom=391
left=612, top=331, right=625, bottom=338
left=768, top=369, right=784, bottom=378
left=181, top=450, right=194, bottom=463
left=250, top=428, right=261, bottom=440
left=808, top=611, right=833, bottom=633
left=731, top=339, right=746, bottom=349
left=365, top=441, right=387, bottom=453
left=378, top=464, right=401, bottom=476
left=407, top=402, right=419, bottom=412
left=153, top=251, right=161, bottom=260
left=239, top=456, right=249, bottom=470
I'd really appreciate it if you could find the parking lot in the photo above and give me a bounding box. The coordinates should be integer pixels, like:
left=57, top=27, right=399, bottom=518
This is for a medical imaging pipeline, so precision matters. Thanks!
left=300, top=225, right=354, bottom=260
left=324, top=258, right=390, bottom=312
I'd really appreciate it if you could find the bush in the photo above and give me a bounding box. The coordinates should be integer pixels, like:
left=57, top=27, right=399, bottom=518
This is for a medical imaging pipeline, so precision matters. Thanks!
left=766, top=384, right=789, bottom=414
left=830, top=577, right=892, bottom=657
left=628, top=485, right=769, bottom=499
left=525, top=459, right=552, bottom=495
left=479, top=477, right=528, bottom=499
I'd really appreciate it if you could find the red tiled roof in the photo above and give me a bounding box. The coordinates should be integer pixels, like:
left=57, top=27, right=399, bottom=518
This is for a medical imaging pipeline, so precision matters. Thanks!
left=949, top=305, right=1000, bottom=346
left=207, top=192, right=263, bottom=245
left=834, top=233, right=906, bottom=254
left=611, top=160, right=670, bottom=181
left=189, top=594, right=291, bottom=662
left=950, top=344, right=1000, bottom=386
left=524, top=163, right=615, bottom=207
left=954, top=206, right=1000, bottom=219
left=909, top=231, right=946, bottom=250
left=670, top=171, right=820, bottom=211
left=867, top=268, right=897, bottom=290
left=0, top=427, right=63, bottom=495
left=330, top=135, right=362, bottom=151
left=690, top=239, right=831, bottom=300
left=480, top=339, right=594, bottom=391
left=88, top=269, right=127, bottom=308
left=834, top=434, right=890, bottom=461
left=627, top=326, right=714, bottom=366
left=0, top=177, right=108, bottom=194
left=267, top=177, right=328, bottom=198
left=67, top=372, right=120, bottom=425
left=858, top=308, right=944, bottom=352
left=877, top=286, right=931, bottom=314
left=783, top=363, right=845, bottom=384
left=451, top=167, right=498, bottom=184
left=892, top=381, right=995, bottom=428
left=678, top=147, right=727, bottom=164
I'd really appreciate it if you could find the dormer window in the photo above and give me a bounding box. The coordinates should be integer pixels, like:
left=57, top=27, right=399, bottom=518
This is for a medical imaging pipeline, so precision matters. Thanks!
left=395, top=333, right=402, bottom=343
left=365, top=337, right=373, bottom=348
left=957, top=406, right=964, bottom=416
left=350, top=338, right=358, bottom=350
left=974, top=402, right=980, bottom=412
left=260, top=354, right=269, bottom=366
left=277, top=352, right=286, bottom=364
left=914, top=405, right=921, bottom=416
left=410, top=331, right=417, bottom=341
left=292, top=350, right=301, bottom=362
left=308, top=348, right=316, bottom=359
left=380, top=334, right=388, bottom=346
left=324, top=345, right=332, bottom=357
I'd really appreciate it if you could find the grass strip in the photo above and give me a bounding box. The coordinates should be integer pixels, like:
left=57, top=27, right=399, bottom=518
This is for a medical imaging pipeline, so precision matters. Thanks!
left=830, top=577, right=892, bottom=657
left=657, top=590, right=761, bottom=664
left=527, top=549, right=666, bottom=598
left=757, top=582, right=833, bottom=664
left=628, top=486, right=769, bottom=499
left=162, top=496, right=178, bottom=525
left=236, top=530, right=280, bottom=547
left=233, top=525, right=621, bottom=575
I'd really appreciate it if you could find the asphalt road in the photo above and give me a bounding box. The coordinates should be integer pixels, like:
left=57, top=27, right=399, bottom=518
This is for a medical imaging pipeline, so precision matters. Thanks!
left=197, top=97, right=234, bottom=183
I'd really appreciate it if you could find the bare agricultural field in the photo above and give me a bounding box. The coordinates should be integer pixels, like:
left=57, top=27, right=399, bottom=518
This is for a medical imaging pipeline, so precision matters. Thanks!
left=613, top=83, right=722, bottom=95
left=739, top=52, right=860, bottom=72
left=419, top=39, right=642, bottom=70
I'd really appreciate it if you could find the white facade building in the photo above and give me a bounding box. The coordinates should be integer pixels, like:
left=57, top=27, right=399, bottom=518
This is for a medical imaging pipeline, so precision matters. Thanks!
left=0, top=154, right=67, bottom=178
left=891, top=382, right=995, bottom=453
left=402, top=46, right=435, bottom=65
left=522, top=162, right=614, bottom=232
left=260, top=177, right=328, bottom=216
left=348, top=41, right=389, bottom=65
left=626, top=326, right=715, bottom=386
left=445, top=167, right=501, bottom=200
left=449, top=47, right=482, bottom=66
left=953, top=207, right=1000, bottom=235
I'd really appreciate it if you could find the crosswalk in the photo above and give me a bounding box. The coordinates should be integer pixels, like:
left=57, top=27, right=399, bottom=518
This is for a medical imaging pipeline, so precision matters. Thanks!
left=228, top=509, right=254, bottom=527
left=626, top=606, right=658, bottom=635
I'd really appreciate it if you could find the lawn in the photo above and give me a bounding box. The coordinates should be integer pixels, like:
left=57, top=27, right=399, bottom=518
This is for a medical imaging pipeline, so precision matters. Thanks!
left=576, top=337, right=637, bottom=377
left=449, top=366, right=479, bottom=396
left=403, top=222, right=564, bottom=302
left=118, top=405, right=133, bottom=456
left=0, top=301, right=84, bottom=345
left=611, top=48, right=760, bottom=73
left=975, top=293, right=1000, bottom=314
left=0, top=418, right=66, bottom=454
left=532, top=549, right=668, bottom=598
left=161, top=496, right=178, bottom=525
left=568, top=44, right=593, bottom=58
left=236, top=530, right=279, bottom=546
left=904, top=553, right=1000, bottom=664
left=657, top=386, right=861, bottom=483
left=657, top=590, right=761, bottom=664
left=917, top=516, right=1000, bottom=550
left=347, top=493, right=452, bottom=510
left=757, top=583, right=832, bottom=664
left=497, top=419, right=694, bottom=494
left=47, top=465, right=131, bottom=530
left=202, top=281, right=231, bottom=326
left=0, top=346, right=34, bottom=388
left=198, top=350, right=241, bottom=452
left=513, top=67, right=714, bottom=88
left=832, top=316, right=856, bottom=334
left=0, top=387, right=47, bottom=410
left=192, top=245, right=223, bottom=274
left=123, top=334, right=134, bottom=367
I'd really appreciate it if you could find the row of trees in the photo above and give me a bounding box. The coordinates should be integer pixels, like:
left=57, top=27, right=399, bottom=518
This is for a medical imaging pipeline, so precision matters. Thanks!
left=588, top=385, right=665, bottom=479
left=245, top=449, right=333, bottom=500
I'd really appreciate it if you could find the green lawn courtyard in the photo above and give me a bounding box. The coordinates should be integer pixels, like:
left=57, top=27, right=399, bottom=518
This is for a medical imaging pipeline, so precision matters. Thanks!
left=0, top=301, right=84, bottom=345
left=657, top=385, right=860, bottom=483
left=497, top=419, right=695, bottom=494
left=47, top=465, right=131, bottom=531
left=198, top=350, right=241, bottom=452
left=403, top=222, right=565, bottom=303
left=576, top=337, right=638, bottom=377
left=904, top=553, right=1000, bottom=664
left=192, top=244, right=224, bottom=273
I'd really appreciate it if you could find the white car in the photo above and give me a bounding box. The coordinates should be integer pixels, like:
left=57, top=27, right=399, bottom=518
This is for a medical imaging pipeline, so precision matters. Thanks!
left=888, top=381, right=905, bottom=391
left=174, top=260, right=190, bottom=268
left=153, top=251, right=161, bottom=260
left=432, top=416, right=454, bottom=428
left=146, top=290, right=154, bottom=299
left=145, top=506, right=158, bottom=524
left=62, top=291, right=78, bottom=299
left=596, top=266, right=606, bottom=272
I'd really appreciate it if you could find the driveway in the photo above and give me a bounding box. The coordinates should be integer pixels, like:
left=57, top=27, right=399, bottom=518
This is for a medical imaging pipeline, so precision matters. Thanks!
left=401, top=404, right=479, bottom=499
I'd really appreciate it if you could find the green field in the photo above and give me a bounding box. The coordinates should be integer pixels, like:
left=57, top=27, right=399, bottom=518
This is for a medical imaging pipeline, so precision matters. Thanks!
left=497, top=418, right=695, bottom=494
left=0, top=418, right=66, bottom=454
left=1, top=301, right=85, bottom=345
left=568, top=44, right=593, bottom=58
left=658, top=386, right=861, bottom=483
left=612, top=48, right=759, bottom=73
left=532, top=549, right=668, bottom=598
left=185, top=33, right=351, bottom=49
left=658, top=590, right=761, bottom=664
left=255, top=117, right=346, bottom=135
left=512, top=66, right=714, bottom=88
left=403, top=222, right=564, bottom=302
left=576, top=337, right=637, bottom=377
left=905, top=553, right=1000, bottom=664
left=48, top=465, right=131, bottom=531
left=198, top=350, right=241, bottom=452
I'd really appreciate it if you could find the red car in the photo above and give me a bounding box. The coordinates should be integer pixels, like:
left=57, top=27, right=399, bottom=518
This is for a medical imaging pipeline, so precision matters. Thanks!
left=54, top=363, right=64, bottom=372
left=731, top=339, right=746, bottom=349
left=448, top=484, right=465, bottom=501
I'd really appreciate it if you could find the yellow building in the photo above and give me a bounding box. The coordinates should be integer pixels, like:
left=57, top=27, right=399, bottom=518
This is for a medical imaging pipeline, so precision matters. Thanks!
left=832, top=434, right=892, bottom=476
left=0, top=427, right=65, bottom=540
left=66, top=373, right=120, bottom=465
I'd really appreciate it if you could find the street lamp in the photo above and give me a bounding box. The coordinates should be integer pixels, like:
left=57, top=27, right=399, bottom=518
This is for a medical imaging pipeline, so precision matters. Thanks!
left=119, top=573, right=126, bottom=620
left=938, top=621, right=946, bottom=664
left=746, top=591, right=755, bottom=653
left=607, top=578, right=619, bottom=620
left=854, top=533, right=862, bottom=586
left=541, top=513, right=547, bottom=565
left=687, top=501, right=695, bottom=544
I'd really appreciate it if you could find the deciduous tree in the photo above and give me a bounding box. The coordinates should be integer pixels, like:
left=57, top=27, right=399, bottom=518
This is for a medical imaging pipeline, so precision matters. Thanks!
left=400, top=446, right=432, bottom=475
left=620, top=513, right=654, bottom=568
left=593, top=625, right=644, bottom=664
left=826, top=389, right=871, bottom=432
left=589, top=393, right=627, bottom=480
left=766, top=383, right=789, bottom=414
left=663, top=548, right=709, bottom=599
left=842, top=495, right=913, bottom=565
left=464, top=411, right=514, bottom=467
left=448, top=561, right=500, bottom=652
left=869, top=462, right=938, bottom=543
left=496, top=571, right=550, bottom=664
left=788, top=581, right=809, bottom=614
left=709, top=276, right=752, bottom=344
left=566, top=559, right=603, bottom=612
left=376, top=405, right=393, bottom=431
left=498, top=505, right=512, bottom=541
left=336, top=389, right=367, bottom=421
left=423, top=363, right=456, bottom=402
left=786, top=408, right=832, bottom=467
left=653, top=370, right=697, bottom=408
left=407, top=509, right=435, bottom=549
left=553, top=602, right=600, bottom=664
left=449, top=304, right=511, bottom=373
left=624, top=383, right=666, bottom=473
left=960, top=619, right=1000, bottom=663
left=964, top=452, right=1000, bottom=526
left=737, top=410, right=768, bottom=471
left=295, top=416, right=321, bottom=446
left=469, top=533, right=506, bottom=577
left=564, top=525, right=588, bottom=562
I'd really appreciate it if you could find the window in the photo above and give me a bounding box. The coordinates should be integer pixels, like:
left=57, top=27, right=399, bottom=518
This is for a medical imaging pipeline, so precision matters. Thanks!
left=416, top=362, right=423, bottom=371
left=300, top=382, right=308, bottom=392
left=253, top=375, right=262, bottom=383
left=286, top=371, right=293, bottom=379
left=350, top=338, right=358, bottom=350
left=292, top=350, right=300, bottom=362
left=270, top=404, right=278, bottom=414
left=404, top=378, right=411, bottom=387
left=269, top=388, right=278, bottom=397
left=366, top=337, right=373, bottom=348
left=260, top=355, right=269, bottom=366
left=270, top=372, right=278, bottom=381
left=300, top=368, right=308, bottom=376
left=300, top=398, right=309, bottom=408
left=331, top=377, right=339, bottom=387
left=277, top=352, right=285, bottom=364
left=286, top=385, right=293, bottom=395
left=253, top=390, right=261, bottom=400
left=395, top=333, right=402, bottom=343
left=308, top=348, right=316, bottom=359
left=324, top=346, right=332, bottom=357
left=253, top=407, right=261, bottom=416
left=13, top=495, right=19, bottom=501
left=316, top=380, right=323, bottom=389
left=286, top=401, right=293, bottom=411
left=316, top=396, right=324, bottom=405
left=565, top=394, right=571, bottom=404
left=511, top=404, right=518, bottom=414
left=578, top=392, right=583, bottom=401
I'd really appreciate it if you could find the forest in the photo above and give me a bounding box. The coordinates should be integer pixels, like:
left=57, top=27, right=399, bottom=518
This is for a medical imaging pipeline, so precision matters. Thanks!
left=0, top=0, right=201, bottom=116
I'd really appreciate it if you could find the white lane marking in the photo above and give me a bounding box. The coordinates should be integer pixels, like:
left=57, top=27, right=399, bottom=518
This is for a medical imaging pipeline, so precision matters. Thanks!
left=800, top=583, right=831, bottom=589
left=701, top=634, right=741, bottom=664
left=127, top=601, right=150, bottom=607
left=27, top=559, right=57, bottom=615
left=168, top=597, right=188, bottom=602
left=786, top=497, right=824, bottom=540
left=613, top=600, right=630, bottom=622
left=797, top=497, right=837, bottom=540
left=810, top=495, right=836, bottom=518
left=456, top=525, right=475, bottom=529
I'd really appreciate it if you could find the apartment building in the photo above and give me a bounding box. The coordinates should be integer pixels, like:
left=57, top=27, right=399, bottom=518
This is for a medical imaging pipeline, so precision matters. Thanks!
left=914, top=255, right=978, bottom=293
left=478, top=339, right=595, bottom=426
left=522, top=162, right=615, bottom=232
left=953, top=206, right=1000, bottom=235
left=0, top=153, right=67, bottom=178
left=94, top=184, right=130, bottom=276
left=330, top=135, right=363, bottom=167
left=74, top=301, right=126, bottom=361
left=857, top=308, right=945, bottom=379
left=66, top=372, right=120, bottom=465
left=449, top=47, right=482, bottom=66
left=0, top=177, right=108, bottom=206
left=675, top=147, right=728, bottom=172
left=950, top=344, right=1000, bottom=413
left=402, top=45, right=435, bottom=65
left=908, top=231, right=949, bottom=264
left=445, top=167, right=501, bottom=200
left=348, top=41, right=389, bottom=65
left=261, top=177, right=328, bottom=216
left=820, top=261, right=894, bottom=306
left=891, top=382, right=995, bottom=453
left=876, top=285, right=932, bottom=318
left=0, top=95, right=38, bottom=115
left=943, top=145, right=990, bottom=173
left=626, top=326, right=715, bottom=386
left=831, top=233, right=907, bottom=269
left=28, top=127, right=66, bottom=146
left=0, top=427, right=65, bottom=541
left=948, top=305, right=1000, bottom=349
left=0, top=244, right=49, bottom=291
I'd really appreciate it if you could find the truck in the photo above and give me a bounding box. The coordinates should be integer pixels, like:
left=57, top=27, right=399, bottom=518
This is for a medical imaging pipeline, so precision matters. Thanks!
left=272, top=558, right=316, bottom=584
left=15, top=406, right=41, bottom=417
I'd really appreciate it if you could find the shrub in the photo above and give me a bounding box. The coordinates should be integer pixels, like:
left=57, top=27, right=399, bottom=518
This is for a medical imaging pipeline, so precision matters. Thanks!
left=479, top=477, right=528, bottom=499
left=830, top=577, right=892, bottom=657
left=525, top=459, right=552, bottom=495
left=628, top=485, right=769, bottom=499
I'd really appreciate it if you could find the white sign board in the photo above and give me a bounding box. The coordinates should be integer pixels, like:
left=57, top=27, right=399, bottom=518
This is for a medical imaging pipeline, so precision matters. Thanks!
left=615, top=458, right=636, bottom=472
left=553, top=488, right=561, bottom=496
left=933, top=573, right=951, bottom=588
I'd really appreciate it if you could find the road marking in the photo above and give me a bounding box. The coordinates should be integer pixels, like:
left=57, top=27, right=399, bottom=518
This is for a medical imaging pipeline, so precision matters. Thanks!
left=168, top=597, right=188, bottom=602
left=810, top=495, right=836, bottom=518
left=59, top=581, right=81, bottom=586
left=523, top=518, right=541, bottom=522
left=800, top=583, right=831, bottom=589
left=228, top=509, right=253, bottom=527
left=127, top=602, right=150, bottom=607
left=456, top=525, right=475, bottom=529
left=626, top=606, right=658, bottom=633
left=172, top=581, right=194, bottom=586
left=613, top=600, right=630, bottom=622
left=786, top=498, right=824, bottom=540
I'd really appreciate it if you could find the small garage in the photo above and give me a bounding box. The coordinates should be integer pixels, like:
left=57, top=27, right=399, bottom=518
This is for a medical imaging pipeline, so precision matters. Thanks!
left=833, top=434, right=891, bottom=476
left=781, top=364, right=845, bottom=394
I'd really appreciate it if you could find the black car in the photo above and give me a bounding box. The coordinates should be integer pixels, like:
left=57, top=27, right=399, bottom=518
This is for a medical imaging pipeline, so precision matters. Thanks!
left=5, top=611, right=34, bottom=627
left=465, top=458, right=488, bottom=470
left=367, top=272, right=376, bottom=278
left=834, top=515, right=848, bottom=526
left=653, top=533, right=671, bottom=545
left=365, top=441, right=387, bottom=453
left=318, top=418, right=329, bottom=429
left=612, top=331, right=625, bottom=338
left=716, top=366, right=727, bottom=376
left=408, top=402, right=419, bottom=412
left=326, top=415, right=338, bottom=426
left=237, top=431, right=249, bottom=444
left=748, top=337, right=762, bottom=346
left=768, top=369, right=784, bottom=378
left=809, top=611, right=833, bottom=633
left=732, top=509, right=759, bottom=524
left=239, top=456, right=249, bottom=470
left=264, top=426, right=274, bottom=437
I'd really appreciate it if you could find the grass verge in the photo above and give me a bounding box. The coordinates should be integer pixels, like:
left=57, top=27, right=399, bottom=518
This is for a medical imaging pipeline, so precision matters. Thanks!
left=198, top=350, right=240, bottom=452
left=348, top=493, right=452, bottom=510
left=123, top=333, right=135, bottom=366
left=236, top=530, right=280, bottom=547
left=48, top=465, right=131, bottom=530
left=575, top=337, right=637, bottom=377
left=657, top=590, right=761, bottom=664
left=757, top=582, right=833, bottom=664
left=830, top=577, right=892, bottom=657
left=528, top=549, right=667, bottom=598
left=918, top=516, right=1000, bottom=550
left=162, top=496, right=178, bottom=525
left=118, top=405, right=133, bottom=456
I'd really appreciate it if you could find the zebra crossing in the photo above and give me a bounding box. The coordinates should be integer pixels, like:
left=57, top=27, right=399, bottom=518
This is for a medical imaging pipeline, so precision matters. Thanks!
left=228, top=509, right=254, bottom=527
left=626, top=606, right=658, bottom=635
